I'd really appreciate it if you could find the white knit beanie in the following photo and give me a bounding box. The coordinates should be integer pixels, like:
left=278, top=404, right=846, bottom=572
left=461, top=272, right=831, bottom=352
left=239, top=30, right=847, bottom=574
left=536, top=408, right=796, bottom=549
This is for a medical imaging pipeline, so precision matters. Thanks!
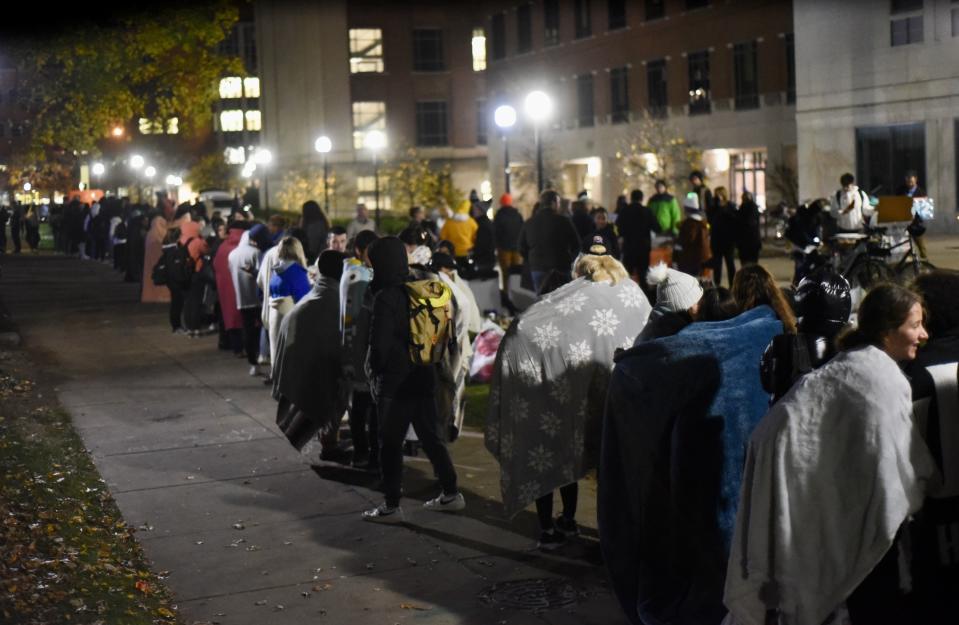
left=683, top=191, right=700, bottom=211
left=646, top=263, right=703, bottom=312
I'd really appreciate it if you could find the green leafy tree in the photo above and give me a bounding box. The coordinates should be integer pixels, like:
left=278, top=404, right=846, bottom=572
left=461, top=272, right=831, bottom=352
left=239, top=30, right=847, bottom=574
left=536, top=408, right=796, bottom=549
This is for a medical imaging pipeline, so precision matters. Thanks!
left=186, top=152, right=241, bottom=193
left=275, top=167, right=350, bottom=216
left=616, top=111, right=702, bottom=196
left=10, top=2, right=240, bottom=162
left=380, top=146, right=463, bottom=213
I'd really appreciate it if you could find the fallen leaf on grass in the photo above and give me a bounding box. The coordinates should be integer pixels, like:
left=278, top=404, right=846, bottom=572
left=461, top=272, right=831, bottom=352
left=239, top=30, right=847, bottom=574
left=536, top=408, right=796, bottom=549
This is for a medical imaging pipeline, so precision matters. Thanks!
left=401, top=603, right=431, bottom=610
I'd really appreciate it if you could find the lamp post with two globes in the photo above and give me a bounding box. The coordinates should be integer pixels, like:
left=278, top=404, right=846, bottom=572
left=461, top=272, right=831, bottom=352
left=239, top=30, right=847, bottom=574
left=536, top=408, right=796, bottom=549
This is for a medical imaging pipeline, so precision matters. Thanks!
left=314, top=135, right=333, bottom=213
left=524, top=91, right=553, bottom=193
left=364, top=130, right=387, bottom=231
left=493, top=105, right=516, bottom=193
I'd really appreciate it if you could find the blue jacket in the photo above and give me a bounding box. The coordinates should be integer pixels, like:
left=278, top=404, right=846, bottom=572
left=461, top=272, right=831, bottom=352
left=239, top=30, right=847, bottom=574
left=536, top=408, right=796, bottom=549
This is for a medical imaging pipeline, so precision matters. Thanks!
left=269, top=263, right=311, bottom=303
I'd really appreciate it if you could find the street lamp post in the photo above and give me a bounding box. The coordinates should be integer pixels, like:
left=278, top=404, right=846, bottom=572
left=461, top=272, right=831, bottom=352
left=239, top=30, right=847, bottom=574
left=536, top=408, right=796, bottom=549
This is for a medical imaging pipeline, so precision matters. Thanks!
left=524, top=91, right=553, bottom=193
left=130, top=154, right=145, bottom=203
left=493, top=105, right=517, bottom=193
left=364, top=130, right=387, bottom=231
left=314, top=135, right=332, bottom=213
left=92, top=162, right=105, bottom=194
left=254, top=148, right=273, bottom=211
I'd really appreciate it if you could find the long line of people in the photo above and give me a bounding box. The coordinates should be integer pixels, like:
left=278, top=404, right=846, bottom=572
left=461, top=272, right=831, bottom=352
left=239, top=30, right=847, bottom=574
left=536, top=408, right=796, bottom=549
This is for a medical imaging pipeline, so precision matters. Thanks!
left=35, top=184, right=956, bottom=625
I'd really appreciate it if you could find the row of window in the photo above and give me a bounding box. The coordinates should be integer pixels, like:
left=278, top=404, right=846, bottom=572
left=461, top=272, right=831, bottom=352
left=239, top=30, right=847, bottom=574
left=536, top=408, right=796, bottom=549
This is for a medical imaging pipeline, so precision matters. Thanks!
left=349, top=39, right=791, bottom=151
left=219, top=77, right=260, bottom=100
left=890, top=0, right=959, bottom=45
left=349, top=27, right=486, bottom=74
left=218, top=110, right=262, bottom=133
left=492, top=0, right=711, bottom=60
left=575, top=38, right=793, bottom=125
left=138, top=118, right=179, bottom=135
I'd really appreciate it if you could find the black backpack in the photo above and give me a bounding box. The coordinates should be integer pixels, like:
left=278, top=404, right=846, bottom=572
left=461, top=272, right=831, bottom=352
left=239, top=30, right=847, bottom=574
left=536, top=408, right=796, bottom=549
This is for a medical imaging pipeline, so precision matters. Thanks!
left=152, top=240, right=195, bottom=288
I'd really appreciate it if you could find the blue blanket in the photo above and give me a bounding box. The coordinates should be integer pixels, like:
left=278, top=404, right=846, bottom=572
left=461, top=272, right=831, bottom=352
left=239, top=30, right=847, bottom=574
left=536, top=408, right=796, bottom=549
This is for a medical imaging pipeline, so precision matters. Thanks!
left=599, top=305, right=782, bottom=625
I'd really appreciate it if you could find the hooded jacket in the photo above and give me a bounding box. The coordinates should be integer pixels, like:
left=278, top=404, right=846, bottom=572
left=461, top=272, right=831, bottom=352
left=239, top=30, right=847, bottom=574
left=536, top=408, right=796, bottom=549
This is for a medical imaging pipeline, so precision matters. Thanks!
left=214, top=227, right=244, bottom=329
left=228, top=227, right=264, bottom=310
left=366, top=236, right=435, bottom=399
left=178, top=221, right=209, bottom=272
left=493, top=204, right=524, bottom=251
left=517, top=206, right=581, bottom=272
left=141, top=215, right=171, bottom=303
left=439, top=201, right=478, bottom=257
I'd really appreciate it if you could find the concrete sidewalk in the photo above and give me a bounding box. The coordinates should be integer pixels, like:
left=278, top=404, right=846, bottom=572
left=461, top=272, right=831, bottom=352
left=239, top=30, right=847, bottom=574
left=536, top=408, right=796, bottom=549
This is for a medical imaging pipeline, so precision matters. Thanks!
left=0, top=254, right=624, bottom=625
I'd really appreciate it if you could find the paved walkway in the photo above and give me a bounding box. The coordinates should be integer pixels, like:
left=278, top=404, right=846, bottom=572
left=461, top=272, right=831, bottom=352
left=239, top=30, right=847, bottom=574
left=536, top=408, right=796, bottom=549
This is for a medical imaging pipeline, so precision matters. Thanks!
left=0, top=254, right=623, bottom=625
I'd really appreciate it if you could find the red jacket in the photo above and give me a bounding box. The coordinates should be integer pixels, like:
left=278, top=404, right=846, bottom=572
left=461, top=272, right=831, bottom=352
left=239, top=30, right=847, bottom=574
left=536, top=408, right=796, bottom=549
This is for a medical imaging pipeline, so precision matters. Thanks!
left=214, top=228, right=244, bottom=330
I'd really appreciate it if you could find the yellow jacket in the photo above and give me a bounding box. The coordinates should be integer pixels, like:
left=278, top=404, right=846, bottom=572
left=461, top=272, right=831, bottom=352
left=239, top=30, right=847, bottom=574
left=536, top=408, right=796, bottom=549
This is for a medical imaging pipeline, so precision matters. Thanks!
left=440, top=201, right=478, bottom=257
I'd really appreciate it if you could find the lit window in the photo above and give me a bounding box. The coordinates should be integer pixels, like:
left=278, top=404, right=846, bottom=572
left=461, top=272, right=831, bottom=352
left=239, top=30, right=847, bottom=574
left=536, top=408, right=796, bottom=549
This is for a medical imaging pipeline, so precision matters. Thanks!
left=357, top=176, right=377, bottom=193
left=224, top=147, right=246, bottom=164
left=219, top=110, right=244, bottom=132
left=166, top=117, right=179, bottom=134
left=138, top=118, right=156, bottom=134
left=349, top=29, right=384, bottom=73
left=245, top=110, right=262, bottom=131
left=219, top=77, right=243, bottom=99
left=138, top=117, right=175, bottom=135
left=472, top=28, right=487, bottom=71
left=352, top=101, right=386, bottom=149
left=243, top=77, right=260, bottom=98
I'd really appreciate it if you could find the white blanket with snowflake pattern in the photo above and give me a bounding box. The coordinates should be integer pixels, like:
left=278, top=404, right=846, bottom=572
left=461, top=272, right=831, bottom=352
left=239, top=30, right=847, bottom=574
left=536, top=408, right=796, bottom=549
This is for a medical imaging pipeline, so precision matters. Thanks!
left=485, top=276, right=651, bottom=516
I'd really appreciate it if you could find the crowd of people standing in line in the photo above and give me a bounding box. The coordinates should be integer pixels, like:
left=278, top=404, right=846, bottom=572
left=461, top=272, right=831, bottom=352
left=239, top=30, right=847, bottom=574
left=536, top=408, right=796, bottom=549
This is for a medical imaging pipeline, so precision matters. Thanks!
left=11, top=177, right=955, bottom=625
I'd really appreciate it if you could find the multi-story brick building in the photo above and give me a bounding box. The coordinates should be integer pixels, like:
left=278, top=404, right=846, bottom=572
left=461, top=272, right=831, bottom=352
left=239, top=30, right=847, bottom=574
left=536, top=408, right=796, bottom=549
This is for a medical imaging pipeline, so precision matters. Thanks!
left=255, top=0, right=490, bottom=215
left=482, top=0, right=796, bottom=210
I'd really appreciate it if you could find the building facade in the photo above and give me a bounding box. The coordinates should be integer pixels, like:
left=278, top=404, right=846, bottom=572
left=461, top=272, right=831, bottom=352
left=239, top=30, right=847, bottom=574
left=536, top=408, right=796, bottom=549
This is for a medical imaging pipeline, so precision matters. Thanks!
left=255, top=0, right=491, bottom=216
left=794, top=0, right=959, bottom=233
left=482, top=0, right=797, bottom=212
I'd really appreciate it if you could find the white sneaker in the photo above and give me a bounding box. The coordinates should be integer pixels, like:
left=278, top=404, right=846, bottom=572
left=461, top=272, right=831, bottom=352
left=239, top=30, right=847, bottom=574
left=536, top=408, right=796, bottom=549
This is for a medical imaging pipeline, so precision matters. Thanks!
left=248, top=365, right=260, bottom=377
left=423, top=492, right=465, bottom=512
left=362, top=504, right=405, bottom=523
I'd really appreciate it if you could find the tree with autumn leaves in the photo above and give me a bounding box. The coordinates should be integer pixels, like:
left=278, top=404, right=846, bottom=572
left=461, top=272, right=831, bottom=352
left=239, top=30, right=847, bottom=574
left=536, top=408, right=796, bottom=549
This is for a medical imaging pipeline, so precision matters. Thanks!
left=615, top=111, right=703, bottom=197
left=380, top=146, right=463, bottom=214
left=5, top=2, right=241, bottom=189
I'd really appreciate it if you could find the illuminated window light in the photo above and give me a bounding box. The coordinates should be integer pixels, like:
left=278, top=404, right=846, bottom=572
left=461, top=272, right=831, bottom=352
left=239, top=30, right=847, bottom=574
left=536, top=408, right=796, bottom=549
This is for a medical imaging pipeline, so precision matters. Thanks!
left=472, top=28, right=487, bottom=72
left=219, top=110, right=244, bottom=132
left=219, top=77, right=243, bottom=99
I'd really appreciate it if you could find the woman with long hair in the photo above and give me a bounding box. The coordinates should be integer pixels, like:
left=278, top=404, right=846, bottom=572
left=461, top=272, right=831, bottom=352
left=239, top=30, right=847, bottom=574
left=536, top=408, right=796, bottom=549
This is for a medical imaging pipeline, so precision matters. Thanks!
left=731, top=263, right=797, bottom=334
left=301, top=200, right=331, bottom=263
left=267, top=236, right=311, bottom=382
left=727, top=283, right=935, bottom=625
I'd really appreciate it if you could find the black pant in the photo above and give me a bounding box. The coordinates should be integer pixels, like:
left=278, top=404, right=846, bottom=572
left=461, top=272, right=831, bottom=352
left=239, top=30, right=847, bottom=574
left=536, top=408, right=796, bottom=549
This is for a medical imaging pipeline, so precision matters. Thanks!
left=535, top=482, right=579, bottom=530
left=378, top=395, right=457, bottom=508
left=0, top=225, right=6, bottom=252
left=168, top=285, right=185, bottom=330
left=711, top=244, right=736, bottom=288
left=349, top=390, right=378, bottom=461
left=240, top=308, right=260, bottom=365
left=11, top=227, right=20, bottom=253
left=738, top=247, right=760, bottom=266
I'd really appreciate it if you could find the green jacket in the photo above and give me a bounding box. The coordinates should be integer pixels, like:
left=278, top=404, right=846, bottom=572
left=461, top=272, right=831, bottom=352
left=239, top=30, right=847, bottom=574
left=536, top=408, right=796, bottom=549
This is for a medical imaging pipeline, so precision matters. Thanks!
left=648, top=193, right=681, bottom=236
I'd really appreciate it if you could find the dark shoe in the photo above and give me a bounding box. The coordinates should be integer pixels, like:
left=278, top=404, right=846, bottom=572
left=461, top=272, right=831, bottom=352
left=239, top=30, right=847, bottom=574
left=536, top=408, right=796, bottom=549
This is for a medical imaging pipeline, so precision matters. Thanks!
left=536, top=530, right=567, bottom=551
left=554, top=515, right=579, bottom=537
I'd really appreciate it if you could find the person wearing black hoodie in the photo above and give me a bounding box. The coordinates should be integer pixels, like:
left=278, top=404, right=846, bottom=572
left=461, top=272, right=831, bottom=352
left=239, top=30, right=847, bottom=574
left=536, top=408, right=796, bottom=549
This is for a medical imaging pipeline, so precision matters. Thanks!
left=362, top=236, right=465, bottom=521
left=518, top=189, right=581, bottom=292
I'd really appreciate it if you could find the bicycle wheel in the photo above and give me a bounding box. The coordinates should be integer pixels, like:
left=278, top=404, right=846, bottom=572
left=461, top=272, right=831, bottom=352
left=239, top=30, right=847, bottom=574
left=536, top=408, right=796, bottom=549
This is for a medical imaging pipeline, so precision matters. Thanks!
left=847, top=257, right=894, bottom=289
left=896, top=260, right=935, bottom=284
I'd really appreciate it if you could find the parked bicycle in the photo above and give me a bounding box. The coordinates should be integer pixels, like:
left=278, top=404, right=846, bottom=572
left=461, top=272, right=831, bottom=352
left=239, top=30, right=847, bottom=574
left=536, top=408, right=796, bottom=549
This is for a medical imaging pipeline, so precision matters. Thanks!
left=864, top=225, right=935, bottom=282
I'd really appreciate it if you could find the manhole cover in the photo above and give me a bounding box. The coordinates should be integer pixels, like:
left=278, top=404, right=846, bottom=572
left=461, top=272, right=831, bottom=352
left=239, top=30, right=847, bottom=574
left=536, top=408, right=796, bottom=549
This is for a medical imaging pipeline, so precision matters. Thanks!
left=478, top=578, right=586, bottom=611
